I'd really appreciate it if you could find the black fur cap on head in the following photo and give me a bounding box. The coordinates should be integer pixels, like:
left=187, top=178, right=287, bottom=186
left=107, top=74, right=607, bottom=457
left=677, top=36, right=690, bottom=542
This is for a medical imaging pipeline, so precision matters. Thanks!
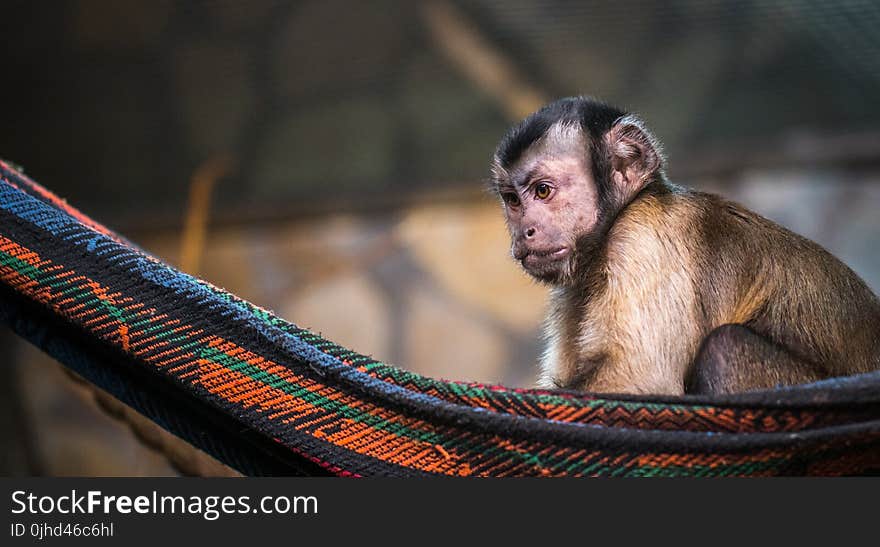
left=493, top=96, right=625, bottom=171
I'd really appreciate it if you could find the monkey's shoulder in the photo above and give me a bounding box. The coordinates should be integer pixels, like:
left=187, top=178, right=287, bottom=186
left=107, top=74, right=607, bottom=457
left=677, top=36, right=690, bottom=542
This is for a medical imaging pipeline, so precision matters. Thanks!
left=657, top=189, right=817, bottom=253
left=688, top=190, right=858, bottom=267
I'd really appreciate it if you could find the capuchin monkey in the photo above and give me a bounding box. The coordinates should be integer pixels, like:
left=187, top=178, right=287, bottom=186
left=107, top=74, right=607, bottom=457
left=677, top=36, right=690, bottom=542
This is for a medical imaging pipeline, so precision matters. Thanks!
left=490, top=96, right=880, bottom=395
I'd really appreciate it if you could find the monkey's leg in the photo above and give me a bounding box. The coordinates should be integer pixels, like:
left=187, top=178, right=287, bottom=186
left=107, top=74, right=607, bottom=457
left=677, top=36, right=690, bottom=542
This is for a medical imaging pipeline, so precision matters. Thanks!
left=686, top=324, right=825, bottom=395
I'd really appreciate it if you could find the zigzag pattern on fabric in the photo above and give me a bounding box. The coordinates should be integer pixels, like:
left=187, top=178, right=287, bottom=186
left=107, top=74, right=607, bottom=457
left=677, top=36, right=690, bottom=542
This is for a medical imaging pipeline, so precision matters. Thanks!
left=1, top=159, right=878, bottom=476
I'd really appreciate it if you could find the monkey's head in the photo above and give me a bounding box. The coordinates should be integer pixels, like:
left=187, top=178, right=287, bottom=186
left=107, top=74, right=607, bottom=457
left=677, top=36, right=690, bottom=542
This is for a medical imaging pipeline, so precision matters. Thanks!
left=490, top=97, right=665, bottom=285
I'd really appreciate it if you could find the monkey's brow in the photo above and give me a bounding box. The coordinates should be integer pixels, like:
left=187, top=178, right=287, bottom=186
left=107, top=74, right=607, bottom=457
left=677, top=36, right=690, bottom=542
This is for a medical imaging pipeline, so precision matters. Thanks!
left=513, top=167, right=543, bottom=189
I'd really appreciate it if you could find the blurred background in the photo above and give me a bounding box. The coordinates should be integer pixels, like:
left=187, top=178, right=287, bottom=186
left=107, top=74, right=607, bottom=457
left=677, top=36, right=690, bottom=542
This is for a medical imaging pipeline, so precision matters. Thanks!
left=2, top=0, right=880, bottom=475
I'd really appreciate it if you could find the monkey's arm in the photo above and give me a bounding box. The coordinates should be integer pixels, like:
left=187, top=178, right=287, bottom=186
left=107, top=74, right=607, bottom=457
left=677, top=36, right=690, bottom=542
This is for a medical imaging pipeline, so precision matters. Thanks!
left=562, top=286, right=703, bottom=396
left=581, top=338, right=696, bottom=396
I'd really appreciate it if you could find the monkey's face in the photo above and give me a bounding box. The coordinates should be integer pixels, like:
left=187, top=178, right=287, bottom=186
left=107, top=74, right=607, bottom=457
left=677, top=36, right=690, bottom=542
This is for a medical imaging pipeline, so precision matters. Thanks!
left=493, top=127, right=600, bottom=285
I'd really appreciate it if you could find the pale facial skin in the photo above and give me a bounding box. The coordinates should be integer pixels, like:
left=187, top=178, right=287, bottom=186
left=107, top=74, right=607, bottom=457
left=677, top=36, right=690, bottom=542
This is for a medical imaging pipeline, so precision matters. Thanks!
left=493, top=124, right=600, bottom=285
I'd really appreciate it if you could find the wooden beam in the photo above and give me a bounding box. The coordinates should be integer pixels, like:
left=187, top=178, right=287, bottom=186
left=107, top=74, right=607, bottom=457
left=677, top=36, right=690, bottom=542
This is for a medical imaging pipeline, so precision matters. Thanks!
left=420, top=0, right=547, bottom=121
left=179, top=155, right=232, bottom=275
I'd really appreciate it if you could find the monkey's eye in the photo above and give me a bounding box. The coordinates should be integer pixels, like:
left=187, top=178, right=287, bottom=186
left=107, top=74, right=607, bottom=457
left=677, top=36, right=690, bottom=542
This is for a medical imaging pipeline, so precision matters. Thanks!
left=502, top=192, right=520, bottom=207
left=535, top=182, right=552, bottom=200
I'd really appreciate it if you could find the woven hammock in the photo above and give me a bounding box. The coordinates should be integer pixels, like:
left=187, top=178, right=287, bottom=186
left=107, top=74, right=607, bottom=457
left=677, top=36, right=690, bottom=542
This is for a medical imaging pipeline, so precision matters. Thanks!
left=1, top=160, right=878, bottom=476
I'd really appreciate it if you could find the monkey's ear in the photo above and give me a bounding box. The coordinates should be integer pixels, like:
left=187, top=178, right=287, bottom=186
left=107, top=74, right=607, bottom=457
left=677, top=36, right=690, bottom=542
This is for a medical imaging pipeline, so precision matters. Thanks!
left=604, top=118, right=663, bottom=196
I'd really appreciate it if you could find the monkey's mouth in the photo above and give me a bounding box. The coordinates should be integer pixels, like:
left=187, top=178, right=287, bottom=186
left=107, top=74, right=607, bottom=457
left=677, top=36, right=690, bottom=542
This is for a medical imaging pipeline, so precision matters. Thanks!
left=521, top=246, right=570, bottom=271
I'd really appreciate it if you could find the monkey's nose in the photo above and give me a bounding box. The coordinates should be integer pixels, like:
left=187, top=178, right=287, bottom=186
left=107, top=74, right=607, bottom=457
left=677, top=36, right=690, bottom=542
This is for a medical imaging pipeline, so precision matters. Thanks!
left=525, top=227, right=536, bottom=238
